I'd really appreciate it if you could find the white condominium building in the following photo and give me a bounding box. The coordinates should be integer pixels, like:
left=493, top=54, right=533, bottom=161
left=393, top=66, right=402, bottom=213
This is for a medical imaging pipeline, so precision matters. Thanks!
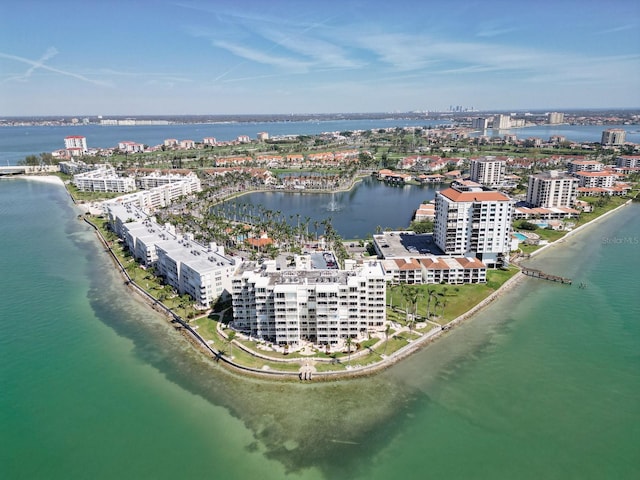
left=616, top=155, right=640, bottom=168
left=567, top=159, right=603, bottom=173
left=548, top=112, right=564, bottom=124
left=526, top=170, right=578, bottom=208
left=574, top=171, right=615, bottom=188
left=434, top=185, right=514, bottom=267
left=118, top=141, right=145, bottom=153
left=469, top=156, right=506, bottom=187
left=493, top=114, right=511, bottom=130
left=136, top=171, right=200, bottom=190
left=472, top=118, right=489, bottom=129
left=64, top=135, right=88, bottom=152
left=601, top=129, right=626, bottom=146
left=232, top=260, right=386, bottom=347
left=106, top=203, right=237, bottom=307
left=59, top=160, right=92, bottom=175
left=155, top=239, right=236, bottom=308
left=73, top=166, right=136, bottom=193
left=104, top=175, right=201, bottom=212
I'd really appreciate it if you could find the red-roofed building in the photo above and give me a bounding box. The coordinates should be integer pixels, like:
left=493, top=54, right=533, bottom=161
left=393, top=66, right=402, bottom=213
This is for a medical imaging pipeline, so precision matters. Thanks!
left=567, top=159, right=603, bottom=173
left=246, top=237, right=274, bottom=249
left=414, top=203, right=436, bottom=221
left=64, top=135, right=87, bottom=154
left=434, top=185, right=514, bottom=267
left=381, top=256, right=487, bottom=284
left=118, top=141, right=144, bottom=153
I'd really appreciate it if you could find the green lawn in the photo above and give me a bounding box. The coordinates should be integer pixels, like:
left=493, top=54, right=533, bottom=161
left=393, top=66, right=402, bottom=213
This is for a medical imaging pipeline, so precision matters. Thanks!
left=66, top=183, right=123, bottom=202
left=574, top=195, right=632, bottom=226
left=387, top=266, right=519, bottom=324
left=89, top=215, right=201, bottom=319
left=516, top=195, right=634, bottom=255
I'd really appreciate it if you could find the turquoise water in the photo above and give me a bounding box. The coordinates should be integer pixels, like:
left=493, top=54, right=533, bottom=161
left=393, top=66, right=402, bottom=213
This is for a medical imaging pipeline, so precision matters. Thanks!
left=514, top=232, right=528, bottom=241
left=1, top=178, right=639, bottom=479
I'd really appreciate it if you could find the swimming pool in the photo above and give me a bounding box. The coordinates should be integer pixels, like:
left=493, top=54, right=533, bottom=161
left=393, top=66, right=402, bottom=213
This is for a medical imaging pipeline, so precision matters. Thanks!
left=514, top=233, right=528, bottom=241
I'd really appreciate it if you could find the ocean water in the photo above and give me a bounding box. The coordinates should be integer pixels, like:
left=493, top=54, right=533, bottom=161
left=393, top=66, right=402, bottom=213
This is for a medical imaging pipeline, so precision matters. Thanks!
left=0, top=118, right=443, bottom=165
left=0, top=179, right=638, bottom=479
left=1, top=122, right=638, bottom=165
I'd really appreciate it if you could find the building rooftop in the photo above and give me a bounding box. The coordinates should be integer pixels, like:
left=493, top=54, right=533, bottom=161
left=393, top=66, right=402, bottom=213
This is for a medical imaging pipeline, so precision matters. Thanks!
left=574, top=171, right=615, bottom=177
left=530, top=170, right=576, bottom=180
left=373, top=231, right=444, bottom=258
left=439, top=187, right=511, bottom=202
left=236, top=260, right=384, bottom=286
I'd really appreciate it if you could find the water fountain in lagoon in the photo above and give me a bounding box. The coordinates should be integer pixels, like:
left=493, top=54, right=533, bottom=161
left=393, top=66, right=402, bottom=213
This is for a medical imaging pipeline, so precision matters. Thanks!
left=326, top=192, right=342, bottom=212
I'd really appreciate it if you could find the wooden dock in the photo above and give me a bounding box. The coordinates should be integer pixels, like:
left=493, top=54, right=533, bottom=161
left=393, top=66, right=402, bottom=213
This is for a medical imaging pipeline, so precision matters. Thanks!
left=521, top=267, right=572, bottom=285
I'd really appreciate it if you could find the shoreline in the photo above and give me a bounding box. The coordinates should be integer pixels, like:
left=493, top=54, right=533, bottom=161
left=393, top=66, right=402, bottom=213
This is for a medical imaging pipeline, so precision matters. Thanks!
left=527, top=199, right=632, bottom=259
left=31, top=174, right=633, bottom=381
left=2, top=174, right=65, bottom=186
left=89, top=194, right=633, bottom=381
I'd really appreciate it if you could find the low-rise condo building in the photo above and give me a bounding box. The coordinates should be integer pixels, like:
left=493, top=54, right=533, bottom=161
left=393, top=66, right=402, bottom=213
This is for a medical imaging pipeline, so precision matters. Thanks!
left=135, top=170, right=200, bottom=190
left=106, top=203, right=237, bottom=308
left=381, top=256, right=486, bottom=284
left=414, top=203, right=436, bottom=221
left=73, top=165, right=136, bottom=193
left=567, top=159, right=603, bottom=173
left=118, top=141, right=145, bottom=153
left=104, top=175, right=201, bottom=211
left=574, top=171, right=616, bottom=188
left=59, top=159, right=92, bottom=175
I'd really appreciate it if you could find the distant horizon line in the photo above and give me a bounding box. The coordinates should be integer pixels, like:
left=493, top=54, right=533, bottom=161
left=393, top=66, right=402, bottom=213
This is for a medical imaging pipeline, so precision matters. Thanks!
left=2, top=108, right=640, bottom=120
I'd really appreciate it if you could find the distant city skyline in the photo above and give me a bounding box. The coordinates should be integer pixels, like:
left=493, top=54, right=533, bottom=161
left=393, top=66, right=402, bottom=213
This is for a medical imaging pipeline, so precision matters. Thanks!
left=1, top=0, right=639, bottom=116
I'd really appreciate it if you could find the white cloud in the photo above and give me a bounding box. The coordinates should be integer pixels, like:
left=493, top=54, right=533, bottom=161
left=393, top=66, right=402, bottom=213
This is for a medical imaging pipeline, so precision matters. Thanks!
left=212, top=40, right=311, bottom=72
left=0, top=49, right=112, bottom=87
left=259, top=28, right=363, bottom=69
left=595, top=24, right=635, bottom=34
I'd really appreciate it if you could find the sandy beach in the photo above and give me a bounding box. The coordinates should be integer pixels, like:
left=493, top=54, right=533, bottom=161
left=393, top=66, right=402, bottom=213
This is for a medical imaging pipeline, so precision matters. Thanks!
left=20, top=175, right=65, bottom=186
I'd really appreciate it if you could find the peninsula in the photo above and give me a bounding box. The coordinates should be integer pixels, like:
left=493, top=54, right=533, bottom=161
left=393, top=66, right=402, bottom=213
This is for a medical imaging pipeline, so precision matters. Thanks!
left=15, top=119, right=640, bottom=380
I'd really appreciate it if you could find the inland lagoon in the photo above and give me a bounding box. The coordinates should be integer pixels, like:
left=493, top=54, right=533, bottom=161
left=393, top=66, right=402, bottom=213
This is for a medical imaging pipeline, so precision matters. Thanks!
left=1, top=178, right=638, bottom=479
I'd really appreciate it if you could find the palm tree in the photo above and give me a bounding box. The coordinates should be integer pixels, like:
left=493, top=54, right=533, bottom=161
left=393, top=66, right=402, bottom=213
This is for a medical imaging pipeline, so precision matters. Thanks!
left=384, top=323, right=391, bottom=356
left=425, top=287, right=438, bottom=319
left=439, top=298, right=448, bottom=320
left=401, top=285, right=420, bottom=331
left=226, top=330, right=236, bottom=358
left=346, top=336, right=353, bottom=363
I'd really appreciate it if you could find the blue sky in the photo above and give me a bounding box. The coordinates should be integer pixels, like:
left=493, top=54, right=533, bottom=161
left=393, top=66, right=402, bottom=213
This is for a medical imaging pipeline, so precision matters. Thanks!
left=1, top=0, right=638, bottom=115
